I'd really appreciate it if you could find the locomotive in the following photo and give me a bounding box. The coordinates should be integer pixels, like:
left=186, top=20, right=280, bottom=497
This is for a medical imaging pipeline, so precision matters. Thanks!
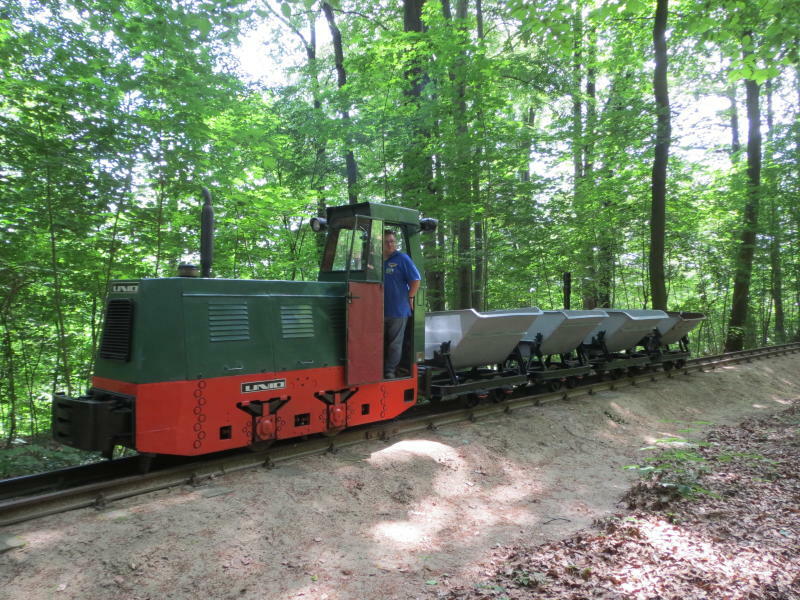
left=52, top=200, right=702, bottom=459
left=53, top=201, right=432, bottom=458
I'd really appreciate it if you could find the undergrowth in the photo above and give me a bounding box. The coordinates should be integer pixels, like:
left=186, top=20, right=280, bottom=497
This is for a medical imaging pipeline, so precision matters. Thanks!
left=0, top=439, right=102, bottom=479
left=624, top=435, right=715, bottom=504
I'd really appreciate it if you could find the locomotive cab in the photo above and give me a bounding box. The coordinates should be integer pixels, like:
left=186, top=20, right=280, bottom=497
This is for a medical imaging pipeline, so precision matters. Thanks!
left=315, top=203, right=428, bottom=383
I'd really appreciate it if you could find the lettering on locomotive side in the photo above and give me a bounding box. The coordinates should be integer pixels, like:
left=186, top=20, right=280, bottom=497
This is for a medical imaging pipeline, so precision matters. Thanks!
left=241, top=379, right=287, bottom=394
left=111, top=283, right=139, bottom=294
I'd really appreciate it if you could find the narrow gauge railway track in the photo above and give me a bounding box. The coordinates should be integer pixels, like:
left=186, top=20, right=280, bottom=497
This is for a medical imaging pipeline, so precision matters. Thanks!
left=2, top=342, right=798, bottom=528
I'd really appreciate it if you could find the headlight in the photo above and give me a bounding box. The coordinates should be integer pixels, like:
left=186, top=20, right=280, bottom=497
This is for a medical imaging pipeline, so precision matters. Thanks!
left=419, top=218, right=438, bottom=232
left=310, top=217, right=328, bottom=232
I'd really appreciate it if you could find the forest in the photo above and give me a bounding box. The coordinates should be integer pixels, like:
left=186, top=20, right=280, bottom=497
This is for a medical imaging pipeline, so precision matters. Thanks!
left=0, top=0, right=799, bottom=448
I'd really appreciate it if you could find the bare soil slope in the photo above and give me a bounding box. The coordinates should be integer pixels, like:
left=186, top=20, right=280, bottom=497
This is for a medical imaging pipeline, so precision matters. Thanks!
left=1, top=355, right=798, bottom=600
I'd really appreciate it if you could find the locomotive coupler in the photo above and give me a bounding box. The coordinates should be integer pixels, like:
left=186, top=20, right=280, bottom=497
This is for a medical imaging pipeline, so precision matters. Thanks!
left=52, top=389, right=133, bottom=458
left=237, top=397, right=288, bottom=442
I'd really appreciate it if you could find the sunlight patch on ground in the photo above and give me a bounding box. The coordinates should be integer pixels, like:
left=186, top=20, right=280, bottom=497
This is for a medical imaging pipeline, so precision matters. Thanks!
left=1, top=526, right=63, bottom=559
left=612, top=517, right=781, bottom=594
left=371, top=468, right=542, bottom=552
left=607, top=401, right=638, bottom=422
left=110, top=487, right=206, bottom=517
left=766, top=396, right=794, bottom=405
left=372, top=521, right=428, bottom=546
left=368, top=439, right=462, bottom=466
left=284, top=583, right=337, bottom=600
left=370, top=503, right=451, bottom=550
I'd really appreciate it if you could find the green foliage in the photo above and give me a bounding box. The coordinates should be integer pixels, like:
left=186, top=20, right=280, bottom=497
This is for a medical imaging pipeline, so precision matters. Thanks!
left=0, top=440, right=101, bottom=479
left=625, top=438, right=714, bottom=499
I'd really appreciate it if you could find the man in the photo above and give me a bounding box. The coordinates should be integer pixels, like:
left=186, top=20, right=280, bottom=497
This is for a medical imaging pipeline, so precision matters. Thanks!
left=383, top=229, right=421, bottom=379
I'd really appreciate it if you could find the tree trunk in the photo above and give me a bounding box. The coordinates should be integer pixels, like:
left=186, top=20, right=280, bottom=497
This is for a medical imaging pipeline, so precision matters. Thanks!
left=2, top=316, right=17, bottom=448
left=154, top=170, right=165, bottom=277
left=725, top=46, right=761, bottom=352
left=582, top=26, right=599, bottom=309
left=447, top=0, right=473, bottom=309
left=764, top=79, right=785, bottom=342
left=429, top=217, right=446, bottom=311
left=471, top=0, right=486, bottom=311
left=472, top=218, right=485, bottom=310
left=322, top=2, right=359, bottom=204
left=727, top=85, right=741, bottom=158
left=455, top=219, right=472, bottom=309
left=570, top=9, right=594, bottom=310
left=401, top=0, right=442, bottom=311
left=306, top=17, right=329, bottom=256
left=649, top=0, right=670, bottom=311
left=519, top=107, right=535, bottom=182
left=38, top=122, right=72, bottom=397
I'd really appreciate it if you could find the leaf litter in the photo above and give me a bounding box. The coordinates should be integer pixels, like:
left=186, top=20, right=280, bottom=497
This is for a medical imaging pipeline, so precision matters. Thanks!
left=438, top=402, right=800, bottom=600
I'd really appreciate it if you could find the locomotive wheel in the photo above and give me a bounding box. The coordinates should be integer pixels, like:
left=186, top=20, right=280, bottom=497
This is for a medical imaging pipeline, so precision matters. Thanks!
left=610, top=368, right=625, bottom=380
left=248, top=439, right=275, bottom=452
left=137, top=452, right=157, bottom=474
left=662, top=361, right=674, bottom=371
left=565, top=376, right=579, bottom=389
left=547, top=380, right=563, bottom=392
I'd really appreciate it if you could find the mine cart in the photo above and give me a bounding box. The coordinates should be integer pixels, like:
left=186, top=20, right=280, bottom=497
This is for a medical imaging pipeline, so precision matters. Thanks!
left=421, top=309, right=540, bottom=403
left=649, top=311, right=706, bottom=369
left=582, top=309, right=670, bottom=378
left=498, top=308, right=608, bottom=391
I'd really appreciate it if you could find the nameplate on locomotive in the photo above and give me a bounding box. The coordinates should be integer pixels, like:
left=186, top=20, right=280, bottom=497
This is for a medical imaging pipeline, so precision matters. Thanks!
left=241, top=379, right=287, bottom=394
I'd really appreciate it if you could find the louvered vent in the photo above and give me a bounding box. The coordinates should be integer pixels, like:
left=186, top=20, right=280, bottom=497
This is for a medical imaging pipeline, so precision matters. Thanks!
left=329, top=304, right=345, bottom=336
left=208, top=303, right=250, bottom=342
left=281, top=304, right=314, bottom=338
left=100, top=299, right=134, bottom=361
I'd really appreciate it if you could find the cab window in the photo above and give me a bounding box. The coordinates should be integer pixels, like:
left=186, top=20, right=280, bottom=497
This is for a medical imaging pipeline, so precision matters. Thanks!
left=321, top=217, right=383, bottom=280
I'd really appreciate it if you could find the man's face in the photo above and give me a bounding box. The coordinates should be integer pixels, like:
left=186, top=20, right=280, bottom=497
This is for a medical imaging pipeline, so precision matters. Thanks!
left=383, top=234, right=397, bottom=258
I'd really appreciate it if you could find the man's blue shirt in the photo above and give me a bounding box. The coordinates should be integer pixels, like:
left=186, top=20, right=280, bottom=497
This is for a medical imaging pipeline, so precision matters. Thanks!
left=383, top=251, right=421, bottom=318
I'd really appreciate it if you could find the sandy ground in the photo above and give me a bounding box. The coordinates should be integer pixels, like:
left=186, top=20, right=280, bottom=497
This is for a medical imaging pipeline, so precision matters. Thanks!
left=1, top=354, right=799, bottom=600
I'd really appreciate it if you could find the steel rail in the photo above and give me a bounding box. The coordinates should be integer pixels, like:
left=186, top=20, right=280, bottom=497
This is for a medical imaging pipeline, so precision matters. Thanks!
left=1, top=342, right=798, bottom=528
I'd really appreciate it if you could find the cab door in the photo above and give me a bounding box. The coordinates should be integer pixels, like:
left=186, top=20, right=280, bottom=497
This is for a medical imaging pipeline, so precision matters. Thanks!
left=345, top=218, right=384, bottom=385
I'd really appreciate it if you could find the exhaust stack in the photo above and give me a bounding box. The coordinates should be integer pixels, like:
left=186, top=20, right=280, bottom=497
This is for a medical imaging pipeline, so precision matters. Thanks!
left=200, top=188, right=214, bottom=278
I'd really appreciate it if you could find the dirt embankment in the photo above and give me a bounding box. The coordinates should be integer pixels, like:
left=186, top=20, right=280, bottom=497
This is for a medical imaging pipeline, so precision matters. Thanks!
left=1, top=355, right=799, bottom=600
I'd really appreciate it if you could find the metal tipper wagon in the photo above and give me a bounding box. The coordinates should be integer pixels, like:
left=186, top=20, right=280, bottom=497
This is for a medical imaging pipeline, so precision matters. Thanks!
left=420, top=308, right=541, bottom=404
left=582, top=309, right=670, bottom=378
left=646, top=311, right=705, bottom=370
left=501, top=308, right=608, bottom=391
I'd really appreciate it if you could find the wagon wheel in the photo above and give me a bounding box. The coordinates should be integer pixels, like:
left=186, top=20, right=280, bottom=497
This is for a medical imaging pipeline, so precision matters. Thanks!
left=463, top=393, right=481, bottom=408
left=675, top=359, right=686, bottom=369
left=610, top=368, right=625, bottom=380
left=565, top=376, right=579, bottom=389
left=662, top=361, right=674, bottom=371
left=491, top=388, right=507, bottom=403
left=547, top=379, right=563, bottom=392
